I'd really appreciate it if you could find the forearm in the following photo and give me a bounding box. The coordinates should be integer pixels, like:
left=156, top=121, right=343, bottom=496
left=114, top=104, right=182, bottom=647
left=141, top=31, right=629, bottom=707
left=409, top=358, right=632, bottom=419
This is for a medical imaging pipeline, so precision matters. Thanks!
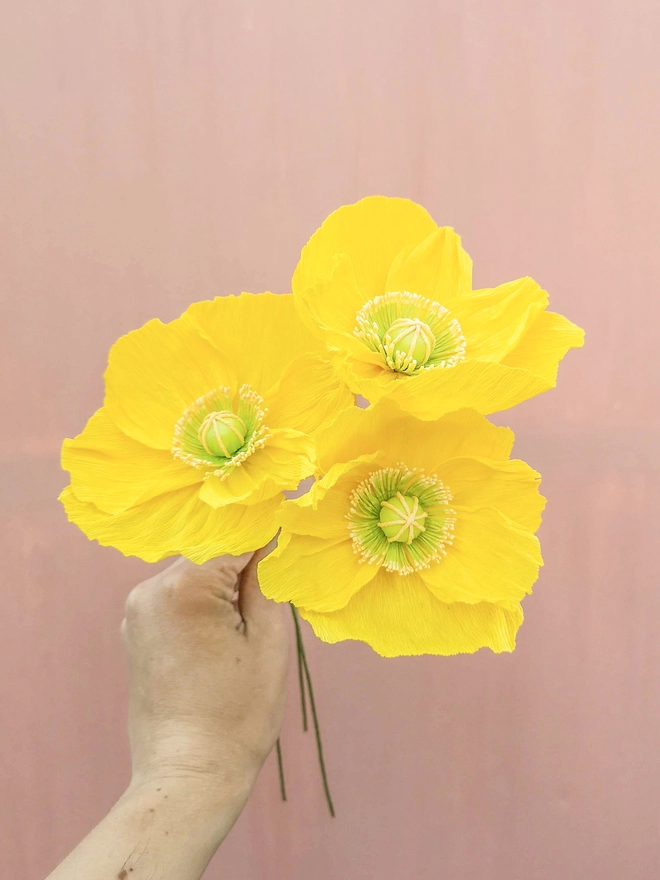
left=46, top=773, right=253, bottom=880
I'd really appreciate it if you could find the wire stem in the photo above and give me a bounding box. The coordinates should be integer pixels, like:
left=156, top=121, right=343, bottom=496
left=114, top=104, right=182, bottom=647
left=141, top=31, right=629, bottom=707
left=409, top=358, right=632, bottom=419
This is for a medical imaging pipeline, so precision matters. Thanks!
left=275, top=737, right=287, bottom=802
left=289, top=602, right=308, bottom=732
left=291, top=605, right=336, bottom=818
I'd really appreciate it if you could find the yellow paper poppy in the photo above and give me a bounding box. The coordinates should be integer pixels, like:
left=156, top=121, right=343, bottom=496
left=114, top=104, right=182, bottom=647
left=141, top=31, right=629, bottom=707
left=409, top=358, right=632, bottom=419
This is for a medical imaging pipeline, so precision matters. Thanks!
left=293, top=196, right=584, bottom=418
left=60, top=292, right=353, bottom=563
left=259, top=401, right=544, bottom=656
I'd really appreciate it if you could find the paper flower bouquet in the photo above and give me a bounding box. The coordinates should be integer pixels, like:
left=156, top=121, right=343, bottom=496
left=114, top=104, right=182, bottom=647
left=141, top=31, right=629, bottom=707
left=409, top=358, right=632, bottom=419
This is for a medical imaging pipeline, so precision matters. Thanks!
left=60, top=196, right=584, bottom=812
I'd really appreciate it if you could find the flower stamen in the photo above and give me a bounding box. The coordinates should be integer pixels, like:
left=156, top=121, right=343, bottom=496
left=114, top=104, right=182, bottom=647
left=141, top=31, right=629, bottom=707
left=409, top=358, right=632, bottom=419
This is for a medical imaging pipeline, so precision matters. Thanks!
left=347, top=464, right=455, bottom=575
left=354, top=291, right=466, bottom=375
left=172, top=385, right=267, bottom=480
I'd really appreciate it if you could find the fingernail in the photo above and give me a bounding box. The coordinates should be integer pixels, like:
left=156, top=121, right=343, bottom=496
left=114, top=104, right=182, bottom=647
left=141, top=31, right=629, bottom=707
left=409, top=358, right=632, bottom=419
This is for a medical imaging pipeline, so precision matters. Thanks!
left=261, top=534, right=280, bottom=556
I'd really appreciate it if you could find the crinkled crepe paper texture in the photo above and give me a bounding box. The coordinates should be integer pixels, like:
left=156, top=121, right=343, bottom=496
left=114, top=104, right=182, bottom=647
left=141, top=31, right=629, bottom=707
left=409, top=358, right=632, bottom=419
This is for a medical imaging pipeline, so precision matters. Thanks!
left=259, top=403, right=545, bottom=657
left=292, top=196, right=584, bottom=419
left=60, top=292, right=353, bottom=562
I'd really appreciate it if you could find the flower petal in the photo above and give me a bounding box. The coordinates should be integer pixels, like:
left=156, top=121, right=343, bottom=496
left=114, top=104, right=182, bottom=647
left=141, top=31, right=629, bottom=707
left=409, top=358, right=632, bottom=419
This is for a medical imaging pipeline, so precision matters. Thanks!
left=315, top=401, right=514, bottom=474
left=500, top=309, right=585, bottom=384
left=60, top=484, right=281, bottom=563
left=452, top=277, right=548, bottom=361
left=182, top=292, right=325, bottom=394
left=295, top=253, right=367, bottom=341
left=258, top=532, right=379, bottom=612
left=438, top=457, right=545, bottom=531
left=299, top=570, right=523, bottom=657
left=199, top=429, right=315, bottom=508
left=105, top=317, right=234, bottom=450
left=420, top=507, right=542, bottom=604
left=331, top=347, right=398, bottom=393
left=62, top=408, right=202, bottom=515
left=374, top=357, right=552, bottom=418
left=297, top=255, right=420, bottom=369
left=385, top=226, right=473, bottom=303
left=182, top=292, right=325, bottom=396
left=279, top=455, right=382, bottom=538
left=265, top=353, right=354, bottom=435
left=293, top=196, right=437, bottom=305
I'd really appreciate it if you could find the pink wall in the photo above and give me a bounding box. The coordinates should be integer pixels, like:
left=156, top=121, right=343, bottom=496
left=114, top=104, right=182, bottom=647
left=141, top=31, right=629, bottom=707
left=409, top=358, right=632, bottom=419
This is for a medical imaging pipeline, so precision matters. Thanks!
left=1, top=1, right=659, bottom=877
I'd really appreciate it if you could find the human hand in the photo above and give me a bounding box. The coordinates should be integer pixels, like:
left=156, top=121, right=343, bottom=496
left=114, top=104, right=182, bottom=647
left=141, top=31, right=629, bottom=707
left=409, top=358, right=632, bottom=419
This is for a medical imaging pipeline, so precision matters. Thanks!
left=47, top=548, right=289, bottom=880
left=122, top=547, right=289, bottom=810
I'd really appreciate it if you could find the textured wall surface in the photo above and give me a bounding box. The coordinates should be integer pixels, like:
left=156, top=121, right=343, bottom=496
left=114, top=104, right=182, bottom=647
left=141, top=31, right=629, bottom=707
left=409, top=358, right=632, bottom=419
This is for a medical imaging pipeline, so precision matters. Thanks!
left=1, top=2, right=659, bottom=878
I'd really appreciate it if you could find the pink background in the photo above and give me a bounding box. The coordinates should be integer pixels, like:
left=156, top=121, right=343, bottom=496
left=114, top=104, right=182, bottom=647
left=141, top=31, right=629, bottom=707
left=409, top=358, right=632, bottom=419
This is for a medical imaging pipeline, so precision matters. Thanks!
left=1, top=1, right=659, bottom=877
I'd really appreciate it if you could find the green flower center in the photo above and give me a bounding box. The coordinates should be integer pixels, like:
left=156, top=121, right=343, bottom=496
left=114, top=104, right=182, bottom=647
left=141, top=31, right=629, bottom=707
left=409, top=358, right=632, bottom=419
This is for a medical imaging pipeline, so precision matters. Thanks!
left=198, top=411, right=247, bottom=458
left=379, top=493, right=428, bottom=543
left=384, top=318, right=436, bottom=371
left=347, top=465, right=455, bottom=575
left=172, top=384, right=267, bottom=479
left=354, top=291, right=466, bottom=375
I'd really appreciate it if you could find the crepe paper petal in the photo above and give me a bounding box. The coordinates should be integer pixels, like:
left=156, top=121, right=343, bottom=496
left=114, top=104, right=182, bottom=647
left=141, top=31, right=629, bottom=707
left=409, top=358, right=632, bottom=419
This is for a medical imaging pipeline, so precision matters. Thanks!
left=315, top=402, right=514, bottom=475
left=265, top=353, right=355, bottom=436
left=62, top=407, right=201, bottom=515
left=293, top=196, right=436, bottom=306
left=300, top=571, right=524, bottom=658
left=437, top=456, right=545, bottom=532
left=452, top=277, right=548, bottom=362
left=264, top=400, right=543, bottom=655
left=60, top=484, right=282, bottom=563
left=259, top=532, right=379, bottom=613
left=62, top=292, right=354, bottom=560
left=182, top=292, right=330, bottom=393
left=293, top=195, right=584, bottom=417
left=500, top=309, right=585, bottom=386
left=419, top=507, right=542, bottom=605
left=385, top=225, right=472, bottom=305
left=199, top=429, right=315, bottom=508
left=105, top=316, right=234, bottom=451
left=338, top=353, right=554, bottom=419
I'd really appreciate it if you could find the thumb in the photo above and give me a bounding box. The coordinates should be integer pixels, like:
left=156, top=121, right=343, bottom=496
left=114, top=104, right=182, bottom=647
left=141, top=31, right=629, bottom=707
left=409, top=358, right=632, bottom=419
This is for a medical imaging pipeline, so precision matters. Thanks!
left=180, top=551, right=255, bottom=604
left=239, top=537, right=285, bottom=634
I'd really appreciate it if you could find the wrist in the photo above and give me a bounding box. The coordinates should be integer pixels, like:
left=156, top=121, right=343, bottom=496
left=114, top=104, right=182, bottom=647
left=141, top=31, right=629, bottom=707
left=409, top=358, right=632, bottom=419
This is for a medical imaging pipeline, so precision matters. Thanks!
left=48, top=771, right=256, bottom=880
left=127, top=721, right=266, bottom=811
left=120, top=769, right=255, bottom=849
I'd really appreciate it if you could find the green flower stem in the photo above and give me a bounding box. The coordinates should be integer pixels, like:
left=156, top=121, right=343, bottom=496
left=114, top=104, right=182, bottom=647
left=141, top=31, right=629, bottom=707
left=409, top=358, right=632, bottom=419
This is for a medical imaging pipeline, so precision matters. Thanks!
left=275, top=737, right=286, bottom=802
left=290, top=602, right=308, bottom=732
left=290, top=604, right=336, bottom=818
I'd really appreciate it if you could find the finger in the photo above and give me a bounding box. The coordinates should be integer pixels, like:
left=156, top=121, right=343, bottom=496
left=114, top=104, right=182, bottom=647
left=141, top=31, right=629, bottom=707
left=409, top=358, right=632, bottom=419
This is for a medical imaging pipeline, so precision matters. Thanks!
left=170, top=552, right=255, bottom=604
left=126, top=554, right=254, bottom=637
left=197, top=551, right=255, bottom=578
left=239, top=538, right=284, bottom=633
left=196, top=552, right=254, bottom=596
